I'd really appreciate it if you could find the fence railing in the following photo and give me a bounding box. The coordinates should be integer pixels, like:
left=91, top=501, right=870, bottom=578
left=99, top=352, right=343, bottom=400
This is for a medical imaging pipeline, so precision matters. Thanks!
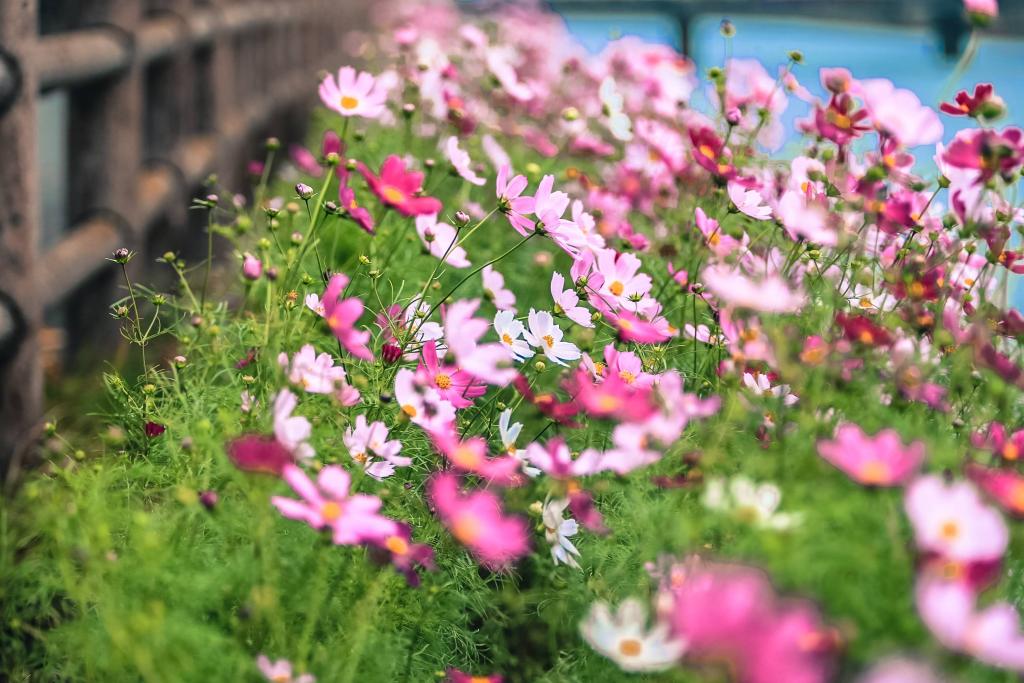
left=0, top=0, right=370, bottom=476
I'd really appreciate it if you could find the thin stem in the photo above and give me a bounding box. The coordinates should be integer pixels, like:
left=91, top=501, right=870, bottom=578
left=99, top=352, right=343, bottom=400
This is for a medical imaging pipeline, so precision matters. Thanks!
left=426, top=232, right=536, bottom=319
left=201, top=211, right=214, bottom=310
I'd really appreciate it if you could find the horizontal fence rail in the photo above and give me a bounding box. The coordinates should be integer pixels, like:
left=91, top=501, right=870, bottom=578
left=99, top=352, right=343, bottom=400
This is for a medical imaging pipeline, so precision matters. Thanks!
left=0, top=0, right=374, bottom=477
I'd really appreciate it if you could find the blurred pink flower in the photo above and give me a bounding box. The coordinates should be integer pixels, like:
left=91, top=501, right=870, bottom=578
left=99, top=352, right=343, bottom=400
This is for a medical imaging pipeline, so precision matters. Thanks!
left=444, top=299, right=516, bottom=385
left=322, top=274, right=374, bottom=361
left=272, top=389, right=314, bottom=461
left=816, top=422, right=925, bottom=486
left=905, top=475, right=1008, bottom=563
left=429, top=427, right=522, bottom=486
left=702, top=264, right=805, bottom=314
left=443, top=136, right=485, bottom=186
left=318, top=66, right=388, bottom=119
left=415, top=213, right=470, bottom=268
left=428, top=472, right=529, bottom=569
left=271, top=464, right=394, bottom=545
left=256, top=655, right=315, bottom=683
left=482, top=265, right=516, bottom=311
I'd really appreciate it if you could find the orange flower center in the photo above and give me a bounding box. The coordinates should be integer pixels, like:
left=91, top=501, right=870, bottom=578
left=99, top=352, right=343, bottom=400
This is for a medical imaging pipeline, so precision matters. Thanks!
left=382, top=186, right=406, bottom=205
left=859, top=460, right=889, bottom=484
left=452, top=445, right=480, bottom=469
left=1003, top=443, right=1020, bottom=461
left=501, top=333, right=514, bottom=345
left=402, top=404, right=418, bottom=417
left=618, top=638, right=643, bottom=657
left=609, top=281, right=625, bottom=296
left=619, top=370, right=636, bottom=384
left=385, top=535, right=410, bottom=556
left=453, top=514, right=481, bottom=543
left=435, top=373, right=452, bottom=390
left=340, top=95, right=360, bottom=110
left=321, top=501, right=343, bottom=522
left=542, top=334, right=555, bottom=348
left=940, top=520, right=959, bottom=540
left=1009, top=482, right=1024, bottom=512
left=698, top=144, right=716, bottom=160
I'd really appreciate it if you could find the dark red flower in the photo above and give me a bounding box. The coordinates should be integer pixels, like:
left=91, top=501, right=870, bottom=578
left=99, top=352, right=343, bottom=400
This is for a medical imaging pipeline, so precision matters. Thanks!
left=835, top=312, right=893, bottom=347
left=689, top=127, right=736, bottom=179
left=144, top=421, right=166, bottom=438
left=226, top=434, right=293, bottom=475
left=512, top=374, right=581, bottom=427
left=939, top=83, right=1003, bottom=120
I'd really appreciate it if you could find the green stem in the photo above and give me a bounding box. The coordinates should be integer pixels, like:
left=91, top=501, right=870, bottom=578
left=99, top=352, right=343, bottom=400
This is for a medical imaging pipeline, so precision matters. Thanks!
left=288, top=167, right=336, bottom=288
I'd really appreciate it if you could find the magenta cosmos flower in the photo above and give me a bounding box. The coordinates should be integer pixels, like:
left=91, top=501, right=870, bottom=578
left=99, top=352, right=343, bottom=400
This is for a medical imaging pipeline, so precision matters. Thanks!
left=966, top=464, right=1024, bottom=517
left=321, top=273, right=374, bottom=361
left=318, top=66, right=388, bottom=119
left=446, top=669, right=502, bottom=683
left=429, top=427, right=522, bottom=487
left=496, top=163, right=536, bottom=236
left=358, top=155, right=442, bottom=217
left=428, top=472, right=529, bottom=569
left=417, top=340, right=484, bottom=409
left=271, top=463, right=394, bottom=545
left=816, top=423, right=925, bottom=486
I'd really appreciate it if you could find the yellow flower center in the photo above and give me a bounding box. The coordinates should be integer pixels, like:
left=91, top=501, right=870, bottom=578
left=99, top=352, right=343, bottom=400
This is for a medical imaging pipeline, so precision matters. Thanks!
left=909, top=281, right=926, bottom=298
left=593, top=362, right=606, bottom=375
left=453, top=514, right=481, bottom=543
left=698, top=144, right=716, bottom=160
left=452, top=445, right=480, bottom=468
left=940, top=520, right=959, bottom=540
left=618, top=638, right=643, bottom=657
left=382, top=186, right=406, bottom=205
left=340, top=95, right=359, bottom=110
left=609, top=281, right=625, bottom=296
left=321, top=501, right=342, bottom=522
left=402, top=404, right=418, bottom=417
left=385, top=535, right=410, bottom=556
left=353, top=452, right=367, bottom=463
left=708, top=232, right=721, bottom=246
left=859, top=460, right=889, bottom=484
left=435, top=373, right=452, bottom=390
left=618, top=370, right=636, bottom=384
left=542, top=334, right=555, bottom=348
left=501, top=333, right=514, bottom=345
left=598, top=395, right=622, bottom=412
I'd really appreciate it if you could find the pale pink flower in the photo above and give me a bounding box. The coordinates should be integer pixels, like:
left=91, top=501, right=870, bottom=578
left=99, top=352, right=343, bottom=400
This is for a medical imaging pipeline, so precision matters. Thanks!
left=318, top=66, right=388, bottom=119
left=278, top=344, right=348, bottom=394
left=702, top=264, right=805, bottom=313
left=964, top=0, right=999, bottom=18
left=496, top=164, right=536, bottom=236
left=394, top=368, right=456, bottom=433
left=817, top=422, right=925, bottom=486
left=416, top=213, right=470, bottom=268
left=597, top=423, right=663, bottom=474
left=444, top=299, right=517, bottom=384
left=256, top=655, right=315, bottom=683
left=595, top=248, right=652, bottom=307
left=532, top=174, right=570, bottom=232
left=550, top=272, right=592, bottom=328
left=242, top=253, right=263, bottom=280
left=694, top=207, right=742, bottom=257
left=858, top=78, right=943, bottom=148
left=905, top=475, right=1009, bottom=563
left=343, top=414, right=409, bottom=480
left=482, top=265, right=516, bottom=311
left=271, top=464, right=394, bottom=544
left=443, top=136, right=485, bottom=186
left=916, top=576, right=1024, bottom=671
left=727, top=181, right=772, bottom=220
left=525, top=438, right=601, bottom=478
left=272, top=389, right=314, bottom=461
left=776, top=191, right=837, bottom=247
left=428, top=472, right=530, bottom=569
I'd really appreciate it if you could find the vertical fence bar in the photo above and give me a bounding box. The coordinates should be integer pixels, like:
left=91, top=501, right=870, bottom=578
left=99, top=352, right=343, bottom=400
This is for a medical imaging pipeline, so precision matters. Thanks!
left=0, top=0, right=42, bottom=477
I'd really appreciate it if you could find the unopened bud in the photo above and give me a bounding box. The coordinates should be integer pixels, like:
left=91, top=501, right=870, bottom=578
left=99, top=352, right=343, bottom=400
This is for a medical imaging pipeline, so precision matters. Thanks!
left=112, top=247, right=132, bottom=264
left=265, top=137, right=281, bottom=151
left=454, top=211, right=470, bottom=227
left=295, top=183, right=314, bottom=200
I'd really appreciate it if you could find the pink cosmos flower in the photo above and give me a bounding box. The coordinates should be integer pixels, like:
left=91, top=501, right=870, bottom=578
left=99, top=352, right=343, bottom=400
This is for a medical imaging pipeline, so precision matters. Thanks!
left=482, top=265, right=516, bottom=311
left=256, top=655, right=315, bottom=683
left=271, top=464, right=395, bottom=545
left=227, top=434, right=293, bottom=475
left=318, top=66, right=388, bottom=119
left=289, top=130, right=342, bottom=177
left=359, top=155, right=442, bottom=217
left=964, top=0, right=999, bottom=20
left=443, top=136, right=485, bottom=186
left=444, top=299, right=516, bottom=385
left=942, top=127, right=1024, bottom=182
left=367, top=522, right=435, bottom=587
left=430, top=427, right=522, bottom=486
left=612, top=310, right=671, bottom=344
left=727, top=181, right=772, bottom=220
left=242, top=254, right=263, bottom=280
left=916, top=576, right=1024, bottom=671
left=415, top=213, right=470, bottom=268
left=702, top=264, right=805, bottom=313
left=343, top=414, right=410, bottom=480
left=278, top=344, right=348, bottom=395
left=857, top=78, right=943, bottom=147
left=905, top=475, right=1009, bottom=563
left=569, top=369, right=658, bottom=423
left=338, top=169, right=375, bottom=234
left=940, top=83, right=1004, bottom=119
left=418, top=340, right=484, bottom=409
left=428, top=472, right=529, bottom=569
left=322, top=274, right=374, bottom=361
left=596, top=423, right=664, bottom=474
left=394, top=368, right=456, bottom=434
left=272, top=389, right=314, bottom=461
left=966, top=463, right=1024, bottom=517
left=603, top=345, right=654, bottom=387
left=446, top=669, right=502, bottom=683
left=694, top=207, right=742, bottom=257
left=690, top=127, right=735, bottom=178
left=524, top=437, right=602, bottom=479
left=594, top=248, right=652, bottom=307
left=816, top=422, right=925, bottom=486
left=775, top=191, right=836, bottom=247
left=550, top=271, right=592, bottom=327
left=496, top=164, right=536, bottom=236
left=532, top=174, right=570, bottom=232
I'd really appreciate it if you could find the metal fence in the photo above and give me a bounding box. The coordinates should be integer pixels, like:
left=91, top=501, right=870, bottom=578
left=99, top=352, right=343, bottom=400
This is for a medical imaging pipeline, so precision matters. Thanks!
left=0, top=0, right=369, bottom=475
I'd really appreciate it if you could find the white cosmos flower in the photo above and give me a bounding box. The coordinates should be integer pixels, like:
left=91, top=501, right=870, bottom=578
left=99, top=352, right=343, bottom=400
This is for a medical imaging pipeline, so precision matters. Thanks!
left=703, top=476, right=802, bottom=530
left=522, top=309, right=580, bottom=366
left=543, top=498, right=581, bottom=569
left=499, top=409, right=539, bottom=477
left=493, top=310, right=534, bottom=362
left=742, top=372, right=799, bottom=406
left=580, top=598, right=686, bottom=672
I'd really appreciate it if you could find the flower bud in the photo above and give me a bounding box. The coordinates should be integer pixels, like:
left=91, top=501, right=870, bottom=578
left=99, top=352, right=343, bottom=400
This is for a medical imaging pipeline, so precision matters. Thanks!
left=112, top=247, right=132, bottom=264
left=242, top=254, right=263, bottom=280
left=382, top=342, right=403, bottom=364
left=295, top=183, right=314, bottom=200
left=265, top=137, right=281, bottom=151
left=454, top=210, right=470, bottom=227
left=199, top=490, right=219, bottom=510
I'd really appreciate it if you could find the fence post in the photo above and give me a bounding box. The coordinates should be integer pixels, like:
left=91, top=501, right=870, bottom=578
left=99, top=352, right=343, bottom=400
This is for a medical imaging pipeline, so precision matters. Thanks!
left=0, top=0, right=42, bottom=479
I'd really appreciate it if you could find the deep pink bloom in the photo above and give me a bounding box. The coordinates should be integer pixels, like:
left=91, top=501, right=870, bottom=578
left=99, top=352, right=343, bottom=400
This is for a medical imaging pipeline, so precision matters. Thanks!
left=144, top=421, right=166, bottom=438
left=941, top=127, right=1024, bottom=182
left=339, top=170, right=375, bottom=234
left=366, top=522, right=435, bottom=587
left=429, top=427, right=523, bottom=486
left=690, top=127, right=735, bottom=179
left=568, top=369, right=658, bottom=422
left=446, top=670, right=502, bottom=683
left=417, top=340, right=485, bottom=409
left=611, top=310, right=671, bottom=344
left=226, top=434, right=293, bottom=475
left=428, top=472, right=529, bottom=569
left=971, top=421, right=1024, bottom=462
left=271, top=464, right=394, bottom=545
left=496, top=164, right=536, bottom=236
left=512, top=374, right=582, bottom=427
left=322, top=273, right=374, bottom=361
left=358, top=155, right=442, bottom=217
left=940, top=83, right=1003, bottom=119
left=816, top=423, right=925, bottom=486
left=966, top=463, right=1024, bottom=517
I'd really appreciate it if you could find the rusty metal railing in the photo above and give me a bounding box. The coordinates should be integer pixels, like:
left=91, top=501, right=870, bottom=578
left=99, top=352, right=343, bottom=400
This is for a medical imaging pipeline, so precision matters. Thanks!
left=0, top=0, right=371, bottom=475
